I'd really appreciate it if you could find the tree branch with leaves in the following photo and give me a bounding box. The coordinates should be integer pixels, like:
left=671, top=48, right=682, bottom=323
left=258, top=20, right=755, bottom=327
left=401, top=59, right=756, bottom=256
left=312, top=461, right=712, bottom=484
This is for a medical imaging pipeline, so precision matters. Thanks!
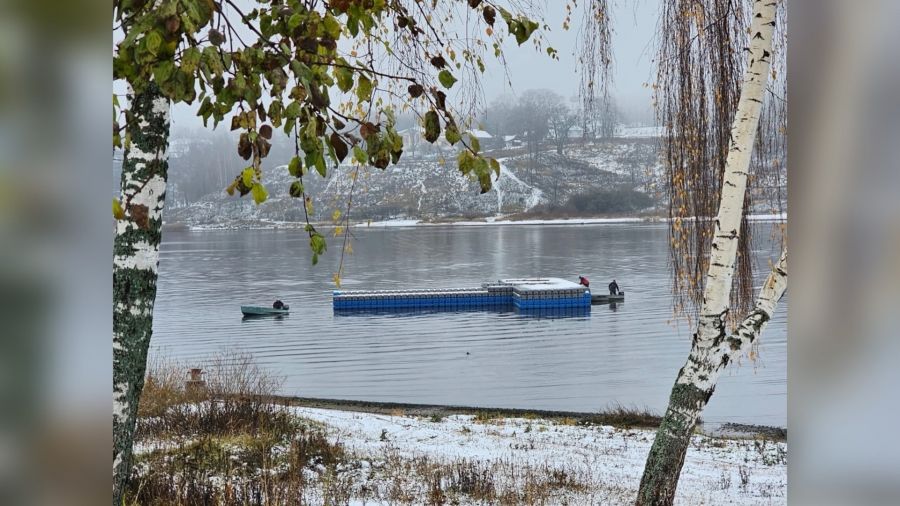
left=112, top=0, right=548, bottom=502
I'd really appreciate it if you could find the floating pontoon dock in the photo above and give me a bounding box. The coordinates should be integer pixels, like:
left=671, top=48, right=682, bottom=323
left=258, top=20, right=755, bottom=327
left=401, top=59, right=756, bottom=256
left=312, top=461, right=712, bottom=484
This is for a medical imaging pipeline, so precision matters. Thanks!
left=333, top=278, right=595, bottom=311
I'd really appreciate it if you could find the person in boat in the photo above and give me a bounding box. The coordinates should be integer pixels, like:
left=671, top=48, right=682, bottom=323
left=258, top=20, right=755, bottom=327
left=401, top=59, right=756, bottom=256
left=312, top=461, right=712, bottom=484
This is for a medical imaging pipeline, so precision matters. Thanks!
left=273, top=300, right=285, bottom=310
left=608, top=280, right=619, bottom=295
left=578, top=276, right=590, bottom=288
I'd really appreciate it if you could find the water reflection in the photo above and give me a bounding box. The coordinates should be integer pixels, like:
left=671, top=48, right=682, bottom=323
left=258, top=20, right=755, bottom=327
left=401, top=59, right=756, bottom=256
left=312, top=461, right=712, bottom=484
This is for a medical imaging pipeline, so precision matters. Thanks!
left=152, top=223, right=786, bottom=426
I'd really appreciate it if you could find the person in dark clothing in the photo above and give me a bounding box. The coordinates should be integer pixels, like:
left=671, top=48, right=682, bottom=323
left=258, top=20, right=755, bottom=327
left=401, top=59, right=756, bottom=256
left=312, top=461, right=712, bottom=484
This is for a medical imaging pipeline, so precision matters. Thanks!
left=578, top=276, right=590, bottom=288
left=273, top=300, right=285, bottom=309
left=608, top=280, right=619, bottom=295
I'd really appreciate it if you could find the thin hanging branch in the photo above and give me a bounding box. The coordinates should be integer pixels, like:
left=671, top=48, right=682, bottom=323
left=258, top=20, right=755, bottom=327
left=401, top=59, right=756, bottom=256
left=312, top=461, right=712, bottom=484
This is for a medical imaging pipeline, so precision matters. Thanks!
left=657, top=0, right=786, bottom=325
left=576, top=0, right=614, bottom=138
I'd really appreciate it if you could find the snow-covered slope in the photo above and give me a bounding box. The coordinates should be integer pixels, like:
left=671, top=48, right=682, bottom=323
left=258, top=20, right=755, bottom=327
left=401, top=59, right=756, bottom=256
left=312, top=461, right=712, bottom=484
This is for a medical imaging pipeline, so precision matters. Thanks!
left=166, top=140, right=662, bottom=227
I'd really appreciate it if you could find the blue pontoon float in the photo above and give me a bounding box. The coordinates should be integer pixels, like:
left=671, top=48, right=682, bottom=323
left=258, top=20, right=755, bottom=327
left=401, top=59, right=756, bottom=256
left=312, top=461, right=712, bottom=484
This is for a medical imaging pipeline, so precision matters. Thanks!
left=333, top=278, right=595, bottom=312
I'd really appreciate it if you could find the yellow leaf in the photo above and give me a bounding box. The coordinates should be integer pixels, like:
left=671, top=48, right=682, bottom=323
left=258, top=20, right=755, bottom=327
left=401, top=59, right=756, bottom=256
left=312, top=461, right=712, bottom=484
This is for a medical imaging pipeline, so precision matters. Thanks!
left=112, top=199, right=125, bottom=220
left=332, top=272, right=342, bottom=287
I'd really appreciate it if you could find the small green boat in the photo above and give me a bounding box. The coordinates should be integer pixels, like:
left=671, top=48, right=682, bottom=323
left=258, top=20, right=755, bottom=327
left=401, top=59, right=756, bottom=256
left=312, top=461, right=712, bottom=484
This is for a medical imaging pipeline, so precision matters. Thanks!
left=241, top=305, right=290, bottom=316
left=590, top=292, right=625, bottom=304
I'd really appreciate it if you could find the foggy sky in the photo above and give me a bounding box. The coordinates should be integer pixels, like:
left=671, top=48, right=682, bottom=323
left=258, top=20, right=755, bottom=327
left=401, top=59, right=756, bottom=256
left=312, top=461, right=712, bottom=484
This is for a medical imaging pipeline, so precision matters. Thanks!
left=167, top=1, right=661, bottom=131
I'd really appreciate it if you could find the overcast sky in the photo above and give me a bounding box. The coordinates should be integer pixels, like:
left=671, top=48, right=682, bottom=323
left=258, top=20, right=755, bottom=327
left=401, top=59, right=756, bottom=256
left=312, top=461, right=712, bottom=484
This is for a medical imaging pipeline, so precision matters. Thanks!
left=481, top=0, right=658, bottom=115
left=168, top=1, right=661, bottom=131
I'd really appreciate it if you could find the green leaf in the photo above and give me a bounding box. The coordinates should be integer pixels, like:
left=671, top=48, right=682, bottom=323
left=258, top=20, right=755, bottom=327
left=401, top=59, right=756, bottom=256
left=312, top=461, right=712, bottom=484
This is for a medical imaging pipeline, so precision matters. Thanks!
left=489, top=158, right=501, bottom=176
left=287, top=156, right=303, bottom=177
left=347, top=12, right=359, bottom=37
left=352, top=145, right=368, bottom=164
left=251, top=182, right=268, bottom=204
left=145, top=30, right=163, bottom=55
left=288, top=13, right=303, bottom=30
left=285, top=100, right=302, bottom=120
left=323, top=13, right=342, bottom=39
left=457, top=150, right=475, bottom=175
left=468, top=133, right=481, bottom=153
left=520, top=19, right=539, bottom=44
left=181, top=46, right=201, bottom=72
left=241, top=167, right=255, bottom=187
left=438, top=70, right=457, bottom=89
left=356, top=75, right=373, bottom=102
left=423, top=110, right=440, bottom=143
left=314, top=151, right=327, bottom=177
left=202, top=46, right=224, bottom=76
left=112, top=199, right=125, bottom=220
left=445, top=123, right=461, bottom=145
left=335, top=65, right=353, bottom=93
left=311, top=233, right=327, bottom=254
left=152, top=60, right=176, bottom=85
left=289, top=181, right=305, bottom=198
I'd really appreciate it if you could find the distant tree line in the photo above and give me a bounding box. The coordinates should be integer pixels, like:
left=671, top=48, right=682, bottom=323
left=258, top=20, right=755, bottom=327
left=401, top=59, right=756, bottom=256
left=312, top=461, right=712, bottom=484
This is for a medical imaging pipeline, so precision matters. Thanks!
left=527, top=187, right=654, bottom=217
left=480, top=89, right=621, bottom=156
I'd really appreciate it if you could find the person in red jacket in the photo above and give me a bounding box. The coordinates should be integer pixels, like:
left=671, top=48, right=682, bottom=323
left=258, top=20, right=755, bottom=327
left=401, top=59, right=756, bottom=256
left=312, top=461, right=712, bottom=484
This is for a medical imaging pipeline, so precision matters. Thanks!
left=578, top=276, right=590, bottom=288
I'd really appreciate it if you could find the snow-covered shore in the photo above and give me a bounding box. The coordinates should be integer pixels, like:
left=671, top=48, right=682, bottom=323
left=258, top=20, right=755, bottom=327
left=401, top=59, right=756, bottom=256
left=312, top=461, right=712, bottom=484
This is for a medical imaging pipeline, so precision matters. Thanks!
left=356, top=213, right=785, bottom=228
left=292, top=406, right=786, bottom=505
left=176, top=213, right=786, bottom=231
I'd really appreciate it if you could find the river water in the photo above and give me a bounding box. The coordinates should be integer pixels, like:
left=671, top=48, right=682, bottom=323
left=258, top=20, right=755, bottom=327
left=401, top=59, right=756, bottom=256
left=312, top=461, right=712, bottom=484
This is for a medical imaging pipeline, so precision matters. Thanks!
left=151, top=223, right=786, bottom=426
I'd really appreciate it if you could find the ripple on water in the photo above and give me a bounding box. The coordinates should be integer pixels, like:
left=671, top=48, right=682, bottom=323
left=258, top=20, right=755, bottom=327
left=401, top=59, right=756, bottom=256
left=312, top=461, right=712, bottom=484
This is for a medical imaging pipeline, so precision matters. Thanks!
left=152, top=224, right=786, bottom=426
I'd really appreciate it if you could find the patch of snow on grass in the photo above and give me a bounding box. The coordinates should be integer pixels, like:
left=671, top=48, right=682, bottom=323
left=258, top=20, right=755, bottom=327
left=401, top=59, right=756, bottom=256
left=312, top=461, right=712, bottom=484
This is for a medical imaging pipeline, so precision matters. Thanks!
left=293, top=407, right=786, bottom=505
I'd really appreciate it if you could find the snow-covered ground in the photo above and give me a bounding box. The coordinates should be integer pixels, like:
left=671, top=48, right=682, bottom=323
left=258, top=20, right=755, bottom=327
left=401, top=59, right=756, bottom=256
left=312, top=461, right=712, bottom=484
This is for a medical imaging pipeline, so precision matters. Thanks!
left=617, top=125, right=666, bottom=138
left=292, top=407, right=787, bottom=505
left=354, top=213, right=785, bottom=228
left=355, top=217, right=647, bottom=228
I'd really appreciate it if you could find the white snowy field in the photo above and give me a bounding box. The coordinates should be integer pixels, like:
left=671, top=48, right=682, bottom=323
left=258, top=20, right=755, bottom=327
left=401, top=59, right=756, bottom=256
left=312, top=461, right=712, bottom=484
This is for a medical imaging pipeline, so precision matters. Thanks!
left=292, top=407, right=787, bottom=505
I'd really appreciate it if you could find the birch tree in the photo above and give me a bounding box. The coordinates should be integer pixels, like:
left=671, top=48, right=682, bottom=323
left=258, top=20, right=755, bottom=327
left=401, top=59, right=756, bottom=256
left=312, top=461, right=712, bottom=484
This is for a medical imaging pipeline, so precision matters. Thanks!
left=112, top=83, right=171, bottom=502
left=112, top=1, right=548, bottom=502
left=636, top=1, right=784, bottom=503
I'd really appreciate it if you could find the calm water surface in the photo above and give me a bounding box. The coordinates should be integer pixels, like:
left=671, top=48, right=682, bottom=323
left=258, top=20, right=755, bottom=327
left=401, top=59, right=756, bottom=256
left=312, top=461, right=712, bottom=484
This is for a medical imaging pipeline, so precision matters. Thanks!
left=151, top=223, right=786, bottom=426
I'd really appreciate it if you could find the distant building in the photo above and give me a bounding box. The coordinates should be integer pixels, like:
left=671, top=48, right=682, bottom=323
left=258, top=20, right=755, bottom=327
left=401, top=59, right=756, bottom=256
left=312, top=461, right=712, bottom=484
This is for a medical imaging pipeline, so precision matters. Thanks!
left=502, top=135, right=521, bottom=148
left=398, top=126, right=450, bottom=157
left=468, top=129, right=493, bottom=141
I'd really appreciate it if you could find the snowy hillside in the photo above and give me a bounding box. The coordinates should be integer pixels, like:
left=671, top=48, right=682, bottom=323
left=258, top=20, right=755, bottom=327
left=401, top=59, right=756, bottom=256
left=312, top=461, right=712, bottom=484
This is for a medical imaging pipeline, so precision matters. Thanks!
left=166, top=139, right=663, bottom=228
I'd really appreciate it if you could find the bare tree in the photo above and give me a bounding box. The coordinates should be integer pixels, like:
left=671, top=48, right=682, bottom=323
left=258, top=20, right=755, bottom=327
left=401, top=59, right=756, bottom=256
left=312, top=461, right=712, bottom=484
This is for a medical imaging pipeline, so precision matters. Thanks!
left=598, top=96, right=618, bottom=140
left=548, top=103, right=577, bottom=155
left=511, top=89, right=563, bottom=181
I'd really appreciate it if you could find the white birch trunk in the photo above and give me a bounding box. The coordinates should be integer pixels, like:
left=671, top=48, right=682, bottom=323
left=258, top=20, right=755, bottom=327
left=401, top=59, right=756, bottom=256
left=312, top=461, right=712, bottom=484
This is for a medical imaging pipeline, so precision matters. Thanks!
left=636, top=1, right=779, bottom=504
left=112, top=83, right=171, bottom=505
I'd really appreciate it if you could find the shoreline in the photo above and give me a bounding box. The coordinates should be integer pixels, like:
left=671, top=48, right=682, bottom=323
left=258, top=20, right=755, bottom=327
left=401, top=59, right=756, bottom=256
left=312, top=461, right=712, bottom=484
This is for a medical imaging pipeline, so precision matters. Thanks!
left=271, top=395, right=786, bottom=442
left=164, top=213, right=786, bottom=231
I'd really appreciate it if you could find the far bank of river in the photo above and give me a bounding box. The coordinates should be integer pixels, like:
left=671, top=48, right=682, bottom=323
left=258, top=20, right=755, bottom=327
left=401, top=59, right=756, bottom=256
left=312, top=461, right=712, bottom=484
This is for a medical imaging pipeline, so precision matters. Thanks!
left=162, top=212, right=785, bottom=231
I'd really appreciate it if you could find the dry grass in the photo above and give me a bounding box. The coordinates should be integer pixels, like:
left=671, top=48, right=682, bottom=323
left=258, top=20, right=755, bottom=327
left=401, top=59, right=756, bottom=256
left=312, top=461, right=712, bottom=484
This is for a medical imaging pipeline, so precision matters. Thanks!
left=360, top=449, right=591, bottom=505
left=126, top=356, right=774, bottom=505
left=579, top=403, right=663, bottom=429
left=125, top=352, right=598, bottom=505
left=127, top=351, right=349, bottom=506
